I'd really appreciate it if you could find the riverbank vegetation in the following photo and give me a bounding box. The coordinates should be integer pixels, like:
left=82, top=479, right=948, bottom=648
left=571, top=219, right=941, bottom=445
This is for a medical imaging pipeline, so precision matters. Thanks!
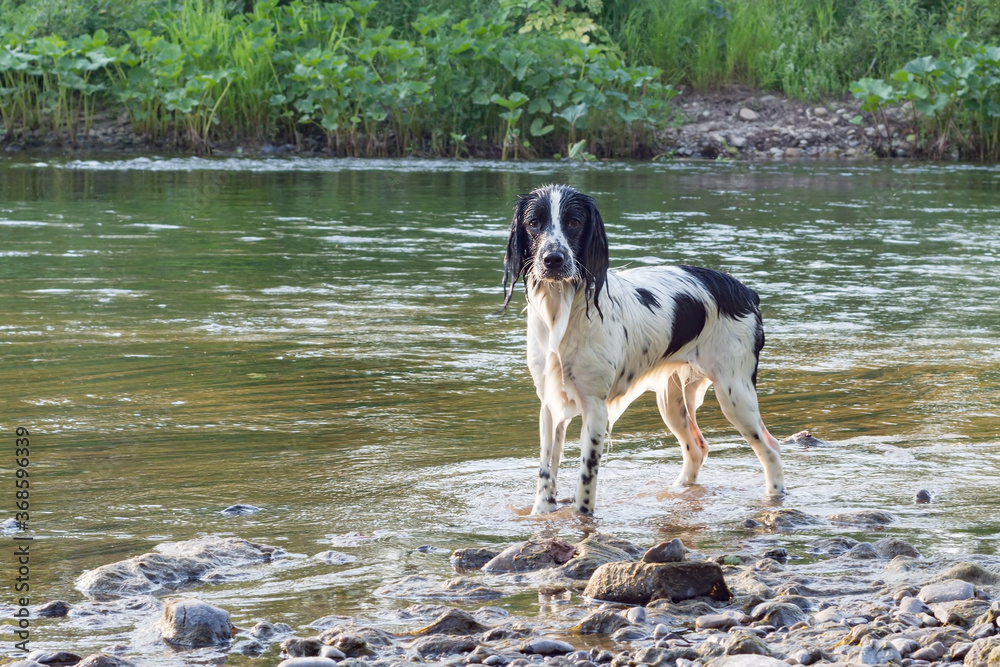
left=1, top=0, right=999, bottom=159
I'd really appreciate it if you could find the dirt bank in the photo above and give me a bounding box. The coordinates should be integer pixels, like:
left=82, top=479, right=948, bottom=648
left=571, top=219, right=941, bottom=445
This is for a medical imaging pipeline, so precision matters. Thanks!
left=0, top=87, right=910, bottom=160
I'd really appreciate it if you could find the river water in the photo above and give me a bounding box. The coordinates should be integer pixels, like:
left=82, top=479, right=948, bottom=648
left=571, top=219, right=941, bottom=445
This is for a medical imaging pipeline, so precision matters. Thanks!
left=1, top=157, right=999, bottom=663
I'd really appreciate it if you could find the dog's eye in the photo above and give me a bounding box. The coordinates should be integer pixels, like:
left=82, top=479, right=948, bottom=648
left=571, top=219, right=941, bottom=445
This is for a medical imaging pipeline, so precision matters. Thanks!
left=526, top=218, right=542, bottom=230
left=566, top=218, right=582, bottom=229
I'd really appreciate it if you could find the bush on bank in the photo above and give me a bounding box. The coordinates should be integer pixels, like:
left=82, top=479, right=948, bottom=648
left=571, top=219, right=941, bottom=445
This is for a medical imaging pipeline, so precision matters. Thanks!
left=0, top=0, right=673, bottom=157
left=852, top=35, right=1000, bottom=161
left=2, top=0, right=1000, bottom=159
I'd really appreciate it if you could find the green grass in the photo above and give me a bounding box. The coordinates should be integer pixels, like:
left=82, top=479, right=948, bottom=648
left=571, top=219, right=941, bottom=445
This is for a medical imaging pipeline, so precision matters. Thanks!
left=599, top=0, right=1000, bottom=99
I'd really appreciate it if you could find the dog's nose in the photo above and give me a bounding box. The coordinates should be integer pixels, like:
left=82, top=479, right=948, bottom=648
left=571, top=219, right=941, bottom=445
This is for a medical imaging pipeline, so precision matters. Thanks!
left=543, top=250, right=566, bottom=270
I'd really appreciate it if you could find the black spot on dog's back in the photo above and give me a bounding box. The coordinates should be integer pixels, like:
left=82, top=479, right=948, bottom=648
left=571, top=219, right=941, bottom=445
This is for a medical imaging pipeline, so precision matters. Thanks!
left=679, top=265, right=759, bottom=320
left=664, top=293, right=707, bottom=357
left=634, top=287, right=661, bottom=312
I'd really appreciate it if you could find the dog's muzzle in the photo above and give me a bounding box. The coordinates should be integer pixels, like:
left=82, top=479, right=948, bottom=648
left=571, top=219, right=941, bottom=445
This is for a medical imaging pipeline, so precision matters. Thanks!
left=537, top=247, right=573, bottom=280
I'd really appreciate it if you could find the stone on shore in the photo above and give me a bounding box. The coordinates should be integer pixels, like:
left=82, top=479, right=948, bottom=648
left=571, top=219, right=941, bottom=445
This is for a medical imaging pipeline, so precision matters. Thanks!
left=519, top=638, right=575, bottom=655
left=157, top=598, right=234, bottom=647
left=919, top=579, right=976, bottom=604
left=583, top=561, right=731, bottom=605
left=568, top=610, right=631, bottom=635
left=965, top=636, right=1000, bottom=665
left=750, top=601, right=809, bottom=628
left=276, top=659, right=339, bottom=667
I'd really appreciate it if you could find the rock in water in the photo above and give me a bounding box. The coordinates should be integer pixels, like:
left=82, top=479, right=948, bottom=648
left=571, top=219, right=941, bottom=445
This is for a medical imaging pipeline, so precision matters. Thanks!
left=642, top=538, right=686, bottom=563
left=482, top=538, right=577, bottom=573
left=583, top=561, right=731, bottom=605
left=76, top=537, right=276, bottom=597
left=873, top=537, right=920, bottom=559
left=408, top=608, right=488, bottom=636
left=829, top=510, right=896, bottom=526
left=276, top=660, right=339, bottom=667
left=753, top=508, right=822, bottom=531
left=914, top=489, right=932, bottom=503
left=157, top=598, right=235, bottom=647
left=554, top=534, right=637, bottom=580
left=450, top=547, right=499, bottom=571
left=220, top=504, right=262, bottom=516
left=781, top=431, right=826, bottom=447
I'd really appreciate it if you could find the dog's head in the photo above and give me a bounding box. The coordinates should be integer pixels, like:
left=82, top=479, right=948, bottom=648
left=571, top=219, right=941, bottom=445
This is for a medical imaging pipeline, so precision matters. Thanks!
left=500, top=184, right=609, bottom=315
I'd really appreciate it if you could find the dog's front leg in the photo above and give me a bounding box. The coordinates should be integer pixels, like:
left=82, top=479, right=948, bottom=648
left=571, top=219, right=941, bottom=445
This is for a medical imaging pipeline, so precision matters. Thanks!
left=532, top=404, right=567, bottom=514
left=574, top=399, right=609, bottom=514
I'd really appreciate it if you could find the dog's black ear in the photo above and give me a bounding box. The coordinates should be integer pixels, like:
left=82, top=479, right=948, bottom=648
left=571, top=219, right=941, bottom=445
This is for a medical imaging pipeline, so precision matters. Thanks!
left=498, top=195, right=532, bottom=313
left=579, top=196, right=609, bottom=317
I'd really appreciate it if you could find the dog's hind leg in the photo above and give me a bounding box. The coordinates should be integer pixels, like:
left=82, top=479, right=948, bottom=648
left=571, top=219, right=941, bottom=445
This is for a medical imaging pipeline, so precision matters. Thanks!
left=657, top=372, right=708, bottom=486
left=711, top=373, right=786, bottom=497
left=574, top=398, right=609, bottom=514
left=532, top=405, right=567, bottom=514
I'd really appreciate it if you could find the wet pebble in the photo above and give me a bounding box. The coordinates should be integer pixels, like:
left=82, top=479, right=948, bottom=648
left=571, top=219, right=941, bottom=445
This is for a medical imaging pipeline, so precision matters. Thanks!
left=519, top=639, right=575, bottom=655
left=318, top=646, right=346, bottom=660
left=276, top=659, right=339, bottom=667
left=624, top=606, right=646, bottom=624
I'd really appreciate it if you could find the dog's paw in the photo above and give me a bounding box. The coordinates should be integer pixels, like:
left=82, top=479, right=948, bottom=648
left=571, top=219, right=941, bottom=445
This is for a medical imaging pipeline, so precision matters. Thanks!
left=530, top=499, right=559, bottom=514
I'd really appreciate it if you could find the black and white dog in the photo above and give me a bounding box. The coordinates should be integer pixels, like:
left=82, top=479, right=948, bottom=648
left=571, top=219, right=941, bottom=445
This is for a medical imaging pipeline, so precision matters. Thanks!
left=501, top=184, right=785, bottom=515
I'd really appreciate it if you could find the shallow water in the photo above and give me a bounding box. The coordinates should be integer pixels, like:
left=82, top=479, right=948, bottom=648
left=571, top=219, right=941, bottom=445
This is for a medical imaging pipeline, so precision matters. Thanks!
left=1, top=156, right=999, bottom=662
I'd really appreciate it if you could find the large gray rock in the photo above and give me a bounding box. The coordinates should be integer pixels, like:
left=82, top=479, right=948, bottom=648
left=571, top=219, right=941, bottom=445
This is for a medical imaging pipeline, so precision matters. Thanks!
left=157, top=598, right=234, bottom=647
left=919, top=579, right=976, bottom=604
left=583, top=561, right=731, bottom=605
left=76, top=537, right=276, bottom=597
